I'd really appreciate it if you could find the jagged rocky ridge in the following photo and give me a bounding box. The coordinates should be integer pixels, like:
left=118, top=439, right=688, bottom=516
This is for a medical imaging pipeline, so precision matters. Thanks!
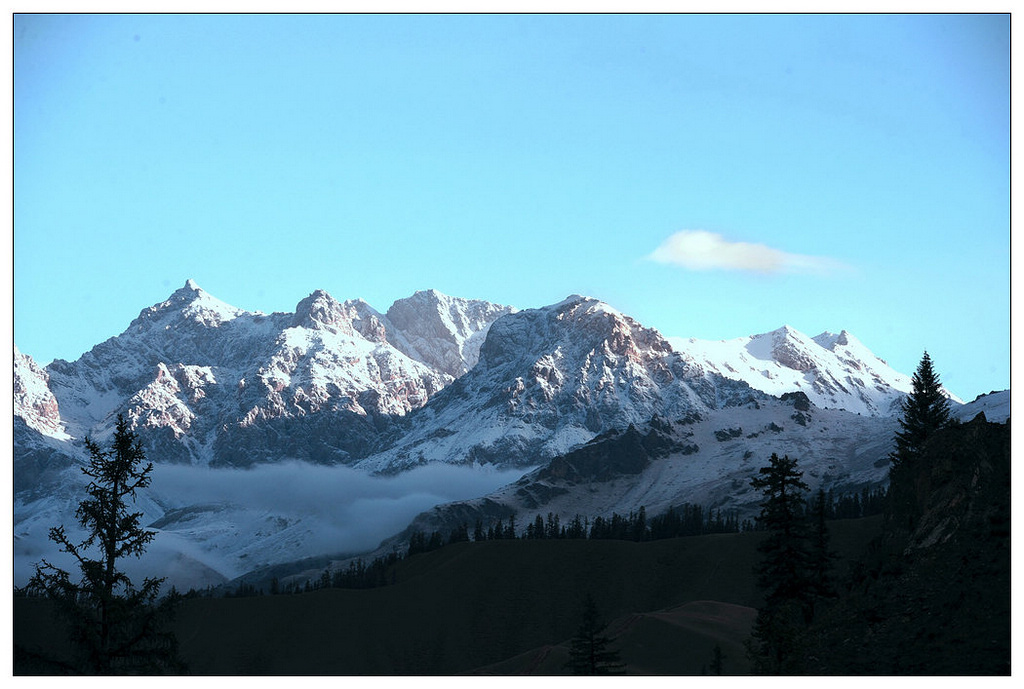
left=18, top=282, right=767, bottom=473
left=35, top=281, right=515, bottom=467
left=354, top=295, right=763, bottom=473
left=15, top=280, right=1002, bottom=589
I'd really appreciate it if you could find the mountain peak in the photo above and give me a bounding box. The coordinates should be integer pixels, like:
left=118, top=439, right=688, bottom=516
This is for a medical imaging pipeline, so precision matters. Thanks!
left=385, top=290, right=517, bottom=378
left=813, top=329, right=857, bottom=350
left=399, top=289, right=456, bottom=307
left=167, top=278, right=205, bottom=302
left=672, top=324, right=926, bottom=416
left=551, top=294, right=624, bottom=319
left=300, top=288, right=339, bottom=308
left=835, top=329, right=857, bottom=346
left=555, top=294, right=593, bottom=307
left=771, top=324, right=801, bottom=338
left=293, top=289, right=349, bottom=332
left=163, top=279, right=212, bottom=304
left=130, top=280, right=242, bottom=330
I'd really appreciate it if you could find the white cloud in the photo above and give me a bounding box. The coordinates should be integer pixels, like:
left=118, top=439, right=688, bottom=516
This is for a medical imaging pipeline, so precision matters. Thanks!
left=648, top=230, right=845, bottom=276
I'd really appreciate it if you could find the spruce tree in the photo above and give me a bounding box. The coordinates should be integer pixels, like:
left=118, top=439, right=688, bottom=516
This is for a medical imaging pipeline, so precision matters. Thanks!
left=889, top=351, right=953, bottom=526
left=709, top=643, right=725, bottom=675
left=808, top=489, right=837, bottom=606
left=893, top=351, right=952, bottom=460
left=750, top=453, right=811, bottom=607
left=747, top=453, right=812, bottom=674
left=565, top=594, right=626, bottom=675
left=26, top=415, right=183, bottom=674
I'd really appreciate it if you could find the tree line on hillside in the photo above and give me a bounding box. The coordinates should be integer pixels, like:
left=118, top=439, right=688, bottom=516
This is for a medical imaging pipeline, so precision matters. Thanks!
left=269, top=484, right=888, bottom=596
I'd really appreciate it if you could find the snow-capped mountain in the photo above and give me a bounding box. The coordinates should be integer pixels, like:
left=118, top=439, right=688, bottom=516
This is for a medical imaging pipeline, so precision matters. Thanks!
left=667, top=326, right=963, bottom=417
left=15, top=280, right=1000, bottom=590
left=35, top=280, right=511, bottom=467
left=354, top=295, right=763, bottom=473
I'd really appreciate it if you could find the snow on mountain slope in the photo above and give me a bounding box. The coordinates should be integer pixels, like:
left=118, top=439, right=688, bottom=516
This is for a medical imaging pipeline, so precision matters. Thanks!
left=392, top=395, right=900, bottom=542
left=668, top=326, right=963, bottom=417
left=14, top=346, right=69, bottom=439
left=355, top=295, right=764, bottom=473
left=954, top=389, right=1009, bottom=423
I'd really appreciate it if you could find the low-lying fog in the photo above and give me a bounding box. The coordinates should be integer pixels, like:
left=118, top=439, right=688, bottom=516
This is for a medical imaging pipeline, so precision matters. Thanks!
left=14, top=461, right=532, bottom=590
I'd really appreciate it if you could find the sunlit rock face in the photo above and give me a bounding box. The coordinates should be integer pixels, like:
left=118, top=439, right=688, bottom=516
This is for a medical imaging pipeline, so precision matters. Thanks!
left=355, top=294, right=763, bottom=474
left=385, top=289, right=517, bottom=378
left=31, top=281, right=509, bottom=468
left=14, top=346, right=67, bottom=439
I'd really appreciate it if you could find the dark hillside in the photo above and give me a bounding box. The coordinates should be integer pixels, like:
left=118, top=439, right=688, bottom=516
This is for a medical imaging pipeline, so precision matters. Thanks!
left=467, top=600, right=758, bottom=675
left=800, top=415, right=1010, bottom=674
left=16, top=518, right=880, bottom=674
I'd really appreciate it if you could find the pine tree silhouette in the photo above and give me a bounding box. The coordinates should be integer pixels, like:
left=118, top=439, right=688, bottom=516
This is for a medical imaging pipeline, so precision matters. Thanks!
left=26, top=415, right=184, bottom=674
left=565, top=594, right=626, bottom=675
left=890, top=351, right=953, bottom=527
left=747, top=452, right=812, bottom=674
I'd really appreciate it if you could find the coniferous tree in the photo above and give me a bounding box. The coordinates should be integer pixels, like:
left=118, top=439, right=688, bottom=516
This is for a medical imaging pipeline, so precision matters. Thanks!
left=709, top=643, right=725, bottom=675
left=890, top=351, right=952, bottom=526
left=26, top=415, right=184, bottom=674
left=631, top=506, right=647, bottom=541
left=531, top=514, right=545, bottom=539
left=894, top=351, right=952, bottom=457
left=566, top=514, right=586, bottom=539
left=808, top=489, right=837, bottom=608
left=565, top=594, right=626, bottom=675
left=427, top=530, right=444, bottom=550
left=750, top=453, right=811, bottom=607
left=545, top=512, right=561, bottom=539
left=747, top=453, right=812, bottom=674
left=447, top=522, right=470, bottom=544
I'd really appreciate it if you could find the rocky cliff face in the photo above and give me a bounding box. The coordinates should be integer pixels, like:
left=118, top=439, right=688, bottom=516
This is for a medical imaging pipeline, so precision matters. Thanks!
left=34, top=281, right=503, bottom=467
left=14, top=346, right=67, bottom=439
left=355, top=295, right=763, bottom=473
left=385, top=289, right=517, bottom=378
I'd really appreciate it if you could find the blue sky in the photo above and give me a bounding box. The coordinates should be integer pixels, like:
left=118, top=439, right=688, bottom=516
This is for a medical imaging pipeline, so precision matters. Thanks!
left=13, top=13, right=1009, bottom=401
